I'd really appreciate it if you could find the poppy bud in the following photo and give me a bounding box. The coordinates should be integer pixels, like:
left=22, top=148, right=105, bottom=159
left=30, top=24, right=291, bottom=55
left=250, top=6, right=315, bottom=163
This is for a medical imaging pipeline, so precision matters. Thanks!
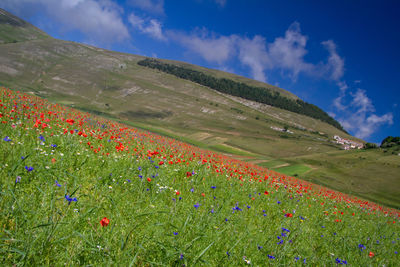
left=100, top=217, right=110, bottom=227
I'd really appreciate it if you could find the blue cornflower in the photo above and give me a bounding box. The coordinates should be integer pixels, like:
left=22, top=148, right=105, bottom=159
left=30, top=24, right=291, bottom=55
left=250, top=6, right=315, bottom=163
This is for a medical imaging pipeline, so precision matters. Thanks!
left=21, top=156, right=25, bottom=159
left=180, top=254, right=184, bottom=260
left=155, top=166, right=159, bottom=169
left=3, top=136, right=11, bottom=142
left=295, top=256, right=299, bottom=261
left=65, top=195, right=77, bottom=204
left=210, top=208, right=214, bottom=214
left=190, top=188, right=194, bottom=192
left=15, top=176, right=21, bottom=183
left=39, top=135, right=45, bottom=142
left=247, top=205, right=251, bottom=209
left=194, top=203, right=200, bottom=209
left=139, top=175, right=143, bottom=179
left=277, top=201, right=281, bottom=204
left=211, top=186, right=216, bottom=189
left=282, top=227, right=290, bottom=232
left=51, top=144, right=57, bottom=148
left=268, top=255, right=275, bottom=259
left=55, top=180, right=61, bottom=187
left=225, top=218, right=228, bottom=222
left=126, top=179, right=131, bottom=183
left=173, top=232, right=178, bottom=236
left=232, top=206, right=242, bottom=211
left=138, top=167, right=142, bottom=171
left=257, top=245, right=262, bottom=250
left=25, top=166, right=34, bottom=172
left=226, top=251, right=230, bottom=257
left=358, top=244, right=366, bottom=251
left=336, top=258, right=347, bottom=265
left=277, top=240, right=283, bottom=245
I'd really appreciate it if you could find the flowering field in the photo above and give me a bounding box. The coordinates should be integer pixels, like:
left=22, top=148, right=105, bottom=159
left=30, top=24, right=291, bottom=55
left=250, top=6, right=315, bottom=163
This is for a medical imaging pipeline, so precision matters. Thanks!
left=0, top=87, right=399, bottom=266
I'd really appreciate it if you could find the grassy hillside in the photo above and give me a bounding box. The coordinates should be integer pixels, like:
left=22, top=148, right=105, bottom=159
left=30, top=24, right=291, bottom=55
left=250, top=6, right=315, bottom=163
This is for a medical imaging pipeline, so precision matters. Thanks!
left=1, top=88, right=399, bottom=266
left=0, top=8, right=49, bottom=44
left=1, top=8, right=399, bottom=209
left=267, top=149, right=400, bottom=209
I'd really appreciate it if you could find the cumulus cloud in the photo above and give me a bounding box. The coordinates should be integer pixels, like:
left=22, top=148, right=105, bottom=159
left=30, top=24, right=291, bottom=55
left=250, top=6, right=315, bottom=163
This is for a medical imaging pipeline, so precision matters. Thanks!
left=237, top=35, right=270, bottom=82
left=128, top=0, right=164, bottom=15
left=1, top=0, right=130, bottom=45
left=167, top=29, right=237, bottom=64
left=128, top=13, right=165, bottom=40
left=334, top=88, right=393, bottom=139
left=168, top=22, right=344, bottom=83
left=268, top=22, right=315, bottom=80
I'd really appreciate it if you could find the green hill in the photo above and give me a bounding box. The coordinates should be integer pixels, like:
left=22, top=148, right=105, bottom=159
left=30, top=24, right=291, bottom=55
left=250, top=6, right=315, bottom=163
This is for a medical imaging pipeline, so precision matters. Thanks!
left=0, top=8, right=399, bottom=208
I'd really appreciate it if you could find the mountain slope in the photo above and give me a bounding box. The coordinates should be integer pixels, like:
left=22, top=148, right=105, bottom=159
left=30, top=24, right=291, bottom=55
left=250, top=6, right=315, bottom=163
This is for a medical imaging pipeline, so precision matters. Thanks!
left=0, top=8, right=49, bottom=44
left=1, top=8, right=399, bottom=208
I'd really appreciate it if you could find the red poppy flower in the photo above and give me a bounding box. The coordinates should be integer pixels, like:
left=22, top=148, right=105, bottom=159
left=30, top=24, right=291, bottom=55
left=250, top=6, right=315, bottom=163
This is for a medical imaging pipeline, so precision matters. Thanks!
left=285, top=213, right=293, bottom=218
left=100, top=217, right=110, bottom=227
left=369, top=252, right=374, bottom=258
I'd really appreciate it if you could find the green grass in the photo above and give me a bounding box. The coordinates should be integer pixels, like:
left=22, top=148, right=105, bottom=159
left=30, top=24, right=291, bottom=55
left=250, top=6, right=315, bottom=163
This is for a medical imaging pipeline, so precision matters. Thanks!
left=273, top=164, right=312, bottom=177
left=257, top=160, right=287, bottom=168
left=208, top=144, right=259, bottom=157
left=282, top=150, right=400, bottom=209
left=0, top=88, right=399, bottom=266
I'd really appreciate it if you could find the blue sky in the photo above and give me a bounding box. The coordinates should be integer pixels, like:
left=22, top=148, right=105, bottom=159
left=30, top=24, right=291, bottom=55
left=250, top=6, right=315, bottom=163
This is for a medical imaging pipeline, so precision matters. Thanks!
left=2, top=0, right=399, bottom=143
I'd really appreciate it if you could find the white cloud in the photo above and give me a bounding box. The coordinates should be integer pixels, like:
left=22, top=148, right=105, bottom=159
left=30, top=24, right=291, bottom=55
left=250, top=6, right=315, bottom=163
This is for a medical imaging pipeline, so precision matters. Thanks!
left=351, top=89, right=374, bottom=113
left=168, top=22, right=345, bottom=83
left=167, top=29, right=237, bottom=64
left=1, top=0, right=130, bottom=45
left=334, top=88, right=393, bottom=139
left=333, top=81, right=348, bottom=111
left=268, top=22, right=315, bottom=80
left=128, top=0, right=164, bottom=15
left=322, top=40, right=344, bottom=80
left=129, top=13, right=165, bottom=40
left=237, top=35, right=270, bottom=82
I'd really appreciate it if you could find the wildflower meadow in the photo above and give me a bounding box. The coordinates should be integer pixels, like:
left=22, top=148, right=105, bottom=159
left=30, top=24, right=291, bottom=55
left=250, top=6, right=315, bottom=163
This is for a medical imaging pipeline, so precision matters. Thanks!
left=0, top=87, right=399, bottom=265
